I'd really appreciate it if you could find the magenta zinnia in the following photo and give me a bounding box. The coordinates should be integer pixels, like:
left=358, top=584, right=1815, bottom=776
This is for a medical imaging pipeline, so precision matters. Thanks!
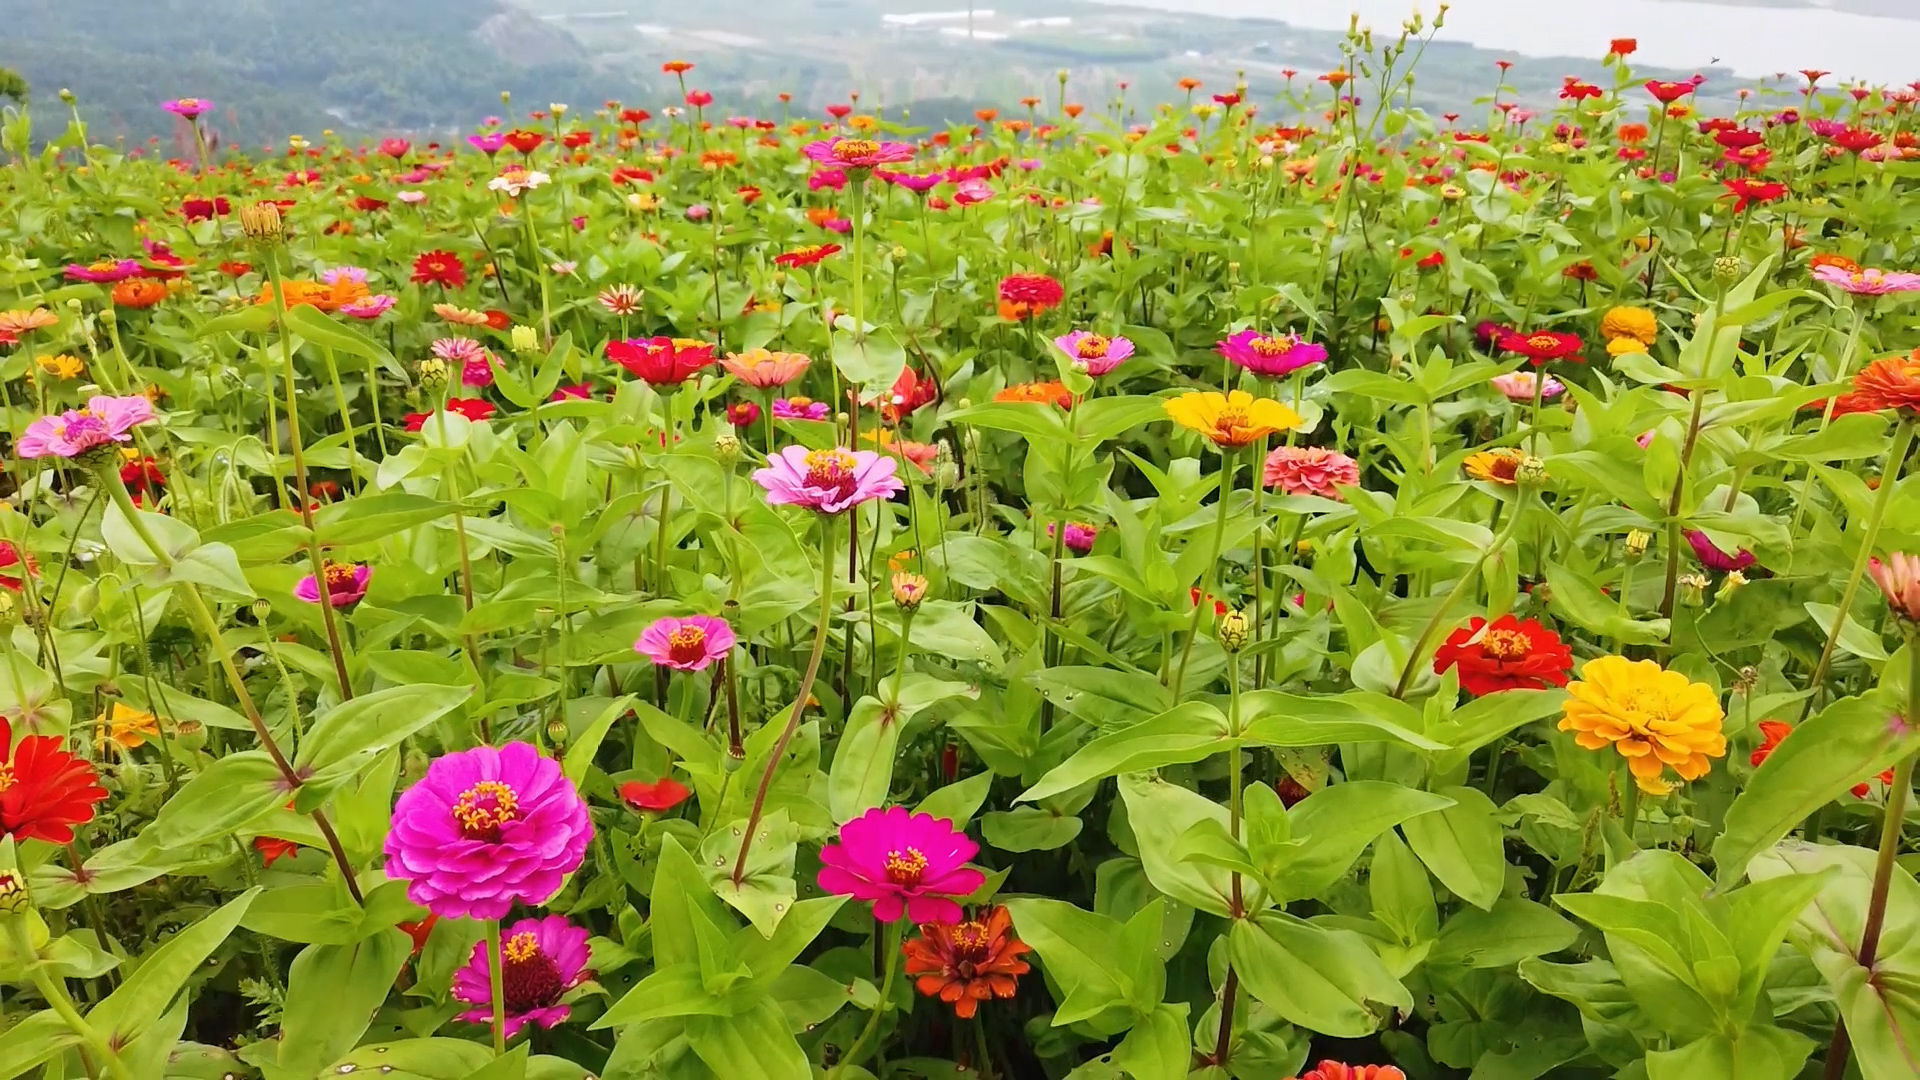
left=803, top=137, right=915, bottom=170
left=817, top=807, right=986, bottom=924
left=753, top=446, right=904, bottom=514
left=18, top=396, right=155, bottom=460
left=450, top=914, right=590, bottom=1038
left=294, top=561, right=371, bottom=608
left=1218, top=329, right=1327, bottom=377
left=383, top=742, right=592, bottom=920
left=635, top=615, right=735, bottom=672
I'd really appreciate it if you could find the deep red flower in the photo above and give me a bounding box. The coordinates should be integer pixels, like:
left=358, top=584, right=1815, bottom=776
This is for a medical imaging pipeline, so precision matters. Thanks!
left=181, top=196, right=231, bottom=222
left=484, top=309, right=512, bottom=332
left=867, top=366, right=938, bottom=423
left=447, top=398, right=497, bottom=423
left=618, top=777, right=692, bottom=812
left=562, top=131, right=592, bottom=149
left=1, top=716, right=109, bottom=844
left=504, top=129, right=545, bottom=154
left=1609, top=38, right=1637, bottom=57
left=1292, top=1064, right=1406, bottom=1080
left=1432, top=614, right=1573, bottom=696
left=996, top=272, right=1064, bottom=320
left=0, top=542, right=37, bottom=591
left=120, top=456, right=166, bottom=498
left=619, top=108, right=652, bottom=124
left=1712, top=127, right=1764, bottom=150
left=1831, top=127, right=1885, bottom=154
left=351, top=195, right=388, bottom=213
left=218, top=260, right=253, bottom=277
left=1497, top=329, right=1585, bottom=366
left=411, top=249, right=467, bottom=288
left=1646, top=80, right=1698, bottom=104
left=1189, top=587, right=1228, bottom=617
left=773, top=243, right=841, bottom=268
left=611, top=165, right=654, bottom=185
left=607, top=337, right=715, bottom=386
left=1559, top=78, right=1602, bottom=102
left=725, top=400, right=761, bottom=427
left=1724, top=178, right=1787, bottom=212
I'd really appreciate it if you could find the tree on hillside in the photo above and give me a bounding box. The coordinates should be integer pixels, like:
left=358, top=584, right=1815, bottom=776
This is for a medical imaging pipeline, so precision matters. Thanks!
left=0, top=67, right=26, bottom=104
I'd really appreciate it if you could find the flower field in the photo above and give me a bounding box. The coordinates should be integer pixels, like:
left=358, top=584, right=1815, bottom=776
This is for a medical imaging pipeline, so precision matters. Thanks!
left=5, top=18, right=1920, bottom=1080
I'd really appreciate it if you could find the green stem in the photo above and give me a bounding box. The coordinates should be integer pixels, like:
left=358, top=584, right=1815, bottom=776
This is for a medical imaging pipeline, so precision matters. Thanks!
left=1393, top=492, right=1529, bottom=698
left=1172, top=450, right=1235, bottom=698
left=833, top=919, right=902, bottom=1078
left=1801, top=419, right=1916, bottom=720
left=486, top=919, right=507, bottom=1055
left=9, top=921, right=134, bottom=1080
left=1793, top=305, right=1871, bottom=537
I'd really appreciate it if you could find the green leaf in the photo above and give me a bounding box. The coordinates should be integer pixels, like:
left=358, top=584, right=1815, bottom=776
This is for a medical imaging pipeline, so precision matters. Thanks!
left=291, top=683, right=472, bottom=808
left=946, top=401, right=1071, bottom=442
left=1401, top=786, right=1507, bottom=910
left=1110, top=1002, right=1191, bottom=1080
left=1118, top=773, right=1241, bottom=918
left=702, top=812, right=798, bottom=937
left=828, top=321, right=906, bottom=392
left=282, top=302, right=399, bottom=367
left=89, top=889, right=260, bottom=1047
left=196, top=304, right=278, bottom=337
left=108, top=752, right=282, bottom=860
left=563, top=694, right=636, bottom=788
left=597, top=964, right=736, bottom=1026
left=1001, top=897, right=1143, bottom=1030
left=1238, top=689, right=1446, bottom=750
left=1428, top=899, right=1578, bottom=969
left=1368, top=828, right=1438, bottom=945
left=1019, top=701, right=1231, bottom=803
left=171, top=542, right=256, bottom=597
left=311, top=491, right=456, bottom=546
left=325, top=1039, right=492, bottom=1078
left=1644, top=1026, right=1815, bottom=1080
left=1713, top=695, right=1918, bottom=884
left=915, top=772, right=994, bottom=827
left=103, top=499, right=200, bottom=566
left=0, top=1012, right=80, bottom=1080
left=648, top=834, right=735, bottom=970
left=980, top=807, right=1084, bottom=852
left=272, top=929, right=413, bottom=1075
left=1229, top=912, right=1411, bottom=1038
left=829, top=696, right=904, bottom=823
left=1428, top=689, right=1568, bottom=776
left=1268, top=782, right=1455, bottom=903
left=684, top=996, right=811, bottom=1080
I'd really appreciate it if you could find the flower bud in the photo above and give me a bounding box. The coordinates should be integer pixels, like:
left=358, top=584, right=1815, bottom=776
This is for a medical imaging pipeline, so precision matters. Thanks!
left=891, top=571, right=929, bottom=612
left=58, top=88, right=75, bottom=105
left=1679, top=572, right=1709, bottom=607
left=1869, top=553, right=1920, bottom=622
left=1514, top=456, right=1550, bottom=486
left=416, top=357, right=449, bottom=389
left=1717, top=570, right=1748, bottom=603
left=714, top=430, right=742, bottom=465
left=550, top=103, right=569, bottom=116
left=174, top=719, right=207, bottom=753
left=500, top=90, right=512, bottom=104
left=511, top=325, right=541, bottom=354
left=1712, top=255, right=1742, bottom=284
left=0, top=869, right=30, bottom=916
left=545, top=716, right=569, bottom=751
left=239, top=202, right=285, bottom=246
left=1217, top=609, right=1251, bottom=652
left=0, top=589, right=16, bottom=632
left=1625, top=529, right=1651, bottom=561
left=721, top=743, right=747, bottom=772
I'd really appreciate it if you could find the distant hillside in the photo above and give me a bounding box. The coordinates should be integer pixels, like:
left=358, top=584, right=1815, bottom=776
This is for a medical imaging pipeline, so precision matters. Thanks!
left=0, top=0, right=627, bottom=149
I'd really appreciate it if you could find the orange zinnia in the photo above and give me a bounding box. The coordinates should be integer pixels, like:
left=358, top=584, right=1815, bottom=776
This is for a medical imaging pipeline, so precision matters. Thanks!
left=1809, top=253, right=1861, bottom=274
left=254, top=277, right=371, bottom=313
left=110, top=279, right=169, bottom=308
left=994, top=381, right=1073, bottom=408
left=1850, top=349, right=1920, bottom=415
left=901, top=906, right=1031, bottom=1019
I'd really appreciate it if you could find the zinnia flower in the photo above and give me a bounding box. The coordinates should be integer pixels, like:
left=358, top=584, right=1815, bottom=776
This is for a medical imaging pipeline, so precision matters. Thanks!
left=382, top=742, right=592, bottom=919
left=1052, top=331, right=1133, bottom=376
left=607, top=337, right=714, bottom=386
left=1685, top=530, right=1755, bottom=573
left=1432, top=614, right=1573, bottom=696
left=1047, top=521, right=1098, bottom=554
left=1463, top=447, right=1527, bottom=485
left=1869, top=552, right=1920, bottom=622
left=773, top=244, right=842, bottom=268
left=995, top=381, right=1074, bottom=408
left=1164, top=390, right=1301, bottom=448
left=803, top=137, right=915, bottom=169
left=772, top=396, right=831, bottom=421
left=1290, top=1064, right=1405, bottom=1080
left=0, top=541, right=39, bottom=590
left=65, top=259, right=141, bottom=283
left=1217, top=329, right=1327, bottom=376
left=1497, top=329, right=1584, bottom=366
left=1849, top=351, right=1920, bottom=415
left=635, top=615, right=736, bottom=672
left=2, top=716, right=109, bottom=843
left=816, top=807, right=986, bottom=923
left=902, top=906, right=1032, bottom=1018
left=1749, top=720, right=1893, bottom=797
left=1599, top=306, right=1658, bottom=346
left=1262, top=446, right=1359, bottom=498
left=18, top=396, right=155, bottom=460
left=94, top=703, right=160, bottom=751
left=450, top=915, right=590, bottom=1038
left=597, top=284, right=643, bottom=315
left=161, top=97, right=211, bottom=118
left=0, top=309, right=58, bottom=336
left=1558, top=656, right=1726, bottom=795
left=488, top=168, right=551, bottom=196
left=754, top=446, right=904, bottom=513
left=1812, top=265, right=1920, bottom=295
left=295, top=561, right=372, bottom=608
left=109, top=280, right=168, bottom=309
left=1489, top=372, right=1565, bottom=402
left=721, top=349, right=811, bottom=389
left=996, top=273, right=1064, bottom=320
left=411, top=249, right=467, bottom=288
left=619, top=778, right=693, bottom=813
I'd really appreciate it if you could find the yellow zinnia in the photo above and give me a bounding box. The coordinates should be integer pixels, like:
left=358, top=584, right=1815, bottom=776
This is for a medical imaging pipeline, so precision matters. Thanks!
left=1463, top=447, right=1526, bottom=485
left=35, top=353, right=85, bottom=380
left=94, top=702, right=160, bottom=751
left=1600, top=305, right=1658, bottom=346
left=1558, top=656, right=1726, bottom=795
left=1163, top=390, right=1301, bottom=448
left=1606, top=337, right=1649, bottom=358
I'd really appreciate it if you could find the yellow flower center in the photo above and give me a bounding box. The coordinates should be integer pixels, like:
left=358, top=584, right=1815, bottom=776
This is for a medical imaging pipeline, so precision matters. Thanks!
left=804, top=449, right=858, bottom=488
left=884, top=847, right=928, bottom=886
left=1075, top=335, right=1111, bottom=359
left=0, top=762, right=14, bottom=793
left=787, top=395, right=815, bottom=408
left=452, top=780, right=519, bottom=841
left=1249, top=335, right=1293, bottom=357
left=89, top=260, right=118, bottom=273
left=322, top=561, right=357, bottom=587
left=833, top=139, right=880, bottom=160
left=950, top=920, right=992, bottom=964
left=1527, top=334, right=1560, bottom=351
left=502, top=931, right=539, bottom=964
left=1480, top=629, right=1532, bottom=660
left=666, top=626, right=709, bottom=664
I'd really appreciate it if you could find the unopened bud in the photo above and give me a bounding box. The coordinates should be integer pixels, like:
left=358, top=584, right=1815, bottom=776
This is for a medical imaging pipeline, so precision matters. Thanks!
left=239, top=202, right=285, bottom=245
left=0, top=590, right=16, bottom=631
left=891, top=571, right=929, bottom=612
left=1625, top=529, right=1651, bottom=560
left=0, top=869, right=30, bottom=916
left=550, top=103, right=569, bottom=117
left=714, top=430, right=741, bottom=465
left=1514, top=456, right=1549, bottom=486
left=416, top=357, right=449, bottom=389
left=1217, top=609, right=1251, bottom=652
left=59, top=88, right=75, bottom=105
left=1713, top=256, right=1742, bottom=284
left=545, top=716, right=569, bottom=750
left=174, top=719, right=207, bottom=752
left=511, top=325, right=541, bottom=354
left=500, top=90, right=512, bottom=104
left=1679, top=572, right=1710, bottom=607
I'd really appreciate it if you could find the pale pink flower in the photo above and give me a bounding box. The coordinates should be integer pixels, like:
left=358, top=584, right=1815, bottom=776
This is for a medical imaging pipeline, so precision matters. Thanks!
left=1490, top=372, right=1566, bottom=402
left=1263, top=446, right=1359, bottom=499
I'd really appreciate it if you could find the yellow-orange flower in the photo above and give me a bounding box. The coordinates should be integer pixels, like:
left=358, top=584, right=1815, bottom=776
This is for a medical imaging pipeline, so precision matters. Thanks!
left=1599, top=305, right=1658, bottom=346
left=1463, top=447, right=1526, bottom=484
left=1558, top=656, right=1726, bottom=795
left=94, top=702, right=160, bottom=751
left=1606, top=336, right=1649, bottom=358
left=994, top=381, right=1073, bottom=409
left=433, top=303, right=493, bottom=327
left=111, top=279, right=169, bottom=308
left=1163, top=390, right=1300, bottom=448
left=254, top=278, right=371, bottom=313
left=36, top=353, right=85, bottom=380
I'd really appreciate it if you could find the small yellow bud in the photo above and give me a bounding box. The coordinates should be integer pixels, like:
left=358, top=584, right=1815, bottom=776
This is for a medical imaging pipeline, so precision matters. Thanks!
left=714, top=430, right=741, bottom=465
left=238, top=202, right=285, bottom=245
left=1217, top=609, right=1251, bottom=652
left=891, top=572, right=929, bottom=612
left=511, top=325, right=541, bottom=355
left=1625, top=529, right=1651, bottom=560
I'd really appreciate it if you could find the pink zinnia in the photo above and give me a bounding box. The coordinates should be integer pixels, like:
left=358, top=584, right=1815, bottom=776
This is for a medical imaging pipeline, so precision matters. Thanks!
left=772, top=397, right=830, bottom=421
left=803, top=137, right=916, bottom=170
left=635, top=615, right=736, bottom=672
left=64, top=259, right=142, bottom=283
left=450, top=914, right=590, bottom=1038
left=1053, top=331, right=1133, bottom=376
left=467, top=132, right=508, bottom=155
left=294, top=562, right=371, bottom=608
left=1263, top=446, right=1360, bottom=499
left=1489, top=372, right=1566, bottom=402
left=382, top=742, right=592, bottom=920
left=816, top=807, right=986, bottom=924
left=753, top=446, right=904, bottom=514
left=1685, top=530, right=1755, bottom=572
left=1869, top=553, right=1920, bottom=622
left=1047, top=521, right=1098, bottom=554
left=1812, top=265, right=1920, bottom=295
left=340, top=294, right=396, bottom=319
left=161, top=97, right=211, bottom=119
left=1218, top=330, right=1327, bottom=377
left=953, top=178, right=994, bottom=205
left=18, top=396, right=155, bottom=460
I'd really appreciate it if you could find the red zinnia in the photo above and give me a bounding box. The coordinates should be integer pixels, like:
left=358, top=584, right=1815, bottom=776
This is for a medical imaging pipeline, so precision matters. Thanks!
left=1750, top=719, right=1892, bottom=797
left=618, top=778, right=693, bottom=813
left=901, top=906, right=1032, bottom=1019
left=996, top=272, right=1064, bottom=320
left=1609, top=38, right=1637, bottom=57
left=1723, top=178, right=1787, bottom=213
left=1645, top=80, right=1698, bottom=104
left=254, top=836, right=301, bottom=867
left=1831, top=127, right=1885, bottom=155
left=866, top=365, right=939, bottom=423
left=504, top=129, right=545, bottom=154
left=773, top=243, right=842, bottom=268
left=1, top=716, right=109, bottom=844
left=1291, top=1064, right=1406, bottom=1080
left=1431, top=614, right=1573, bottom=696
left=607, top=336, right=715, bottom=386
left=1496, top=329, right=1584, bottom=366
left=0, top=541, right=37, bottom=591
left=411, top=249, right=467, bottom=288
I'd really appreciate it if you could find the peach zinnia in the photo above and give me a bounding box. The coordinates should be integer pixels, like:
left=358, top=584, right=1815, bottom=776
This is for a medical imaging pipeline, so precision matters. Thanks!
left=720, top=348, right=811, bottom=389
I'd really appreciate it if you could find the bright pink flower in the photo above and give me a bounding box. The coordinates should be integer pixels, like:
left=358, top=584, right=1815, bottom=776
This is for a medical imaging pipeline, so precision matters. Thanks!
left=467, top=132, right=508, bottom=155
left=753, top=446, right=904, bottom=514
left=816, top=807, right=985, bottom=924
left=1812, top=265, right=1920, bottom=295
left=772, top=397, right=830, bottom=421
left=635, top=615, right=736, bottom=672
left=19, top=396, right=155, bottom=459
left=953, top=178, right=994, bottom=205
left=294, top=562, right=371, bottom=608
left=1263, top=446, right=1359, bottom=498
left=161, top=97, right=211, bottom=119
left=382, top=742, right=592, bottom=920
left=339, top=294, right=396, bottom=319
left=450, top=914, right=590, bottom=1039
left=1489, top=372, right=1565, bottom=402
left=1053, top=331, right=1133, bottom=376
left=1686, top=529, right=1755, bottom=572
left=64, top=259, right=142, bottom=283
left=1218, top=329, right=1327, bottom=376
left=803, top=137, right=915, bottom=169
left=1047, top=521, right=1098, bottom=554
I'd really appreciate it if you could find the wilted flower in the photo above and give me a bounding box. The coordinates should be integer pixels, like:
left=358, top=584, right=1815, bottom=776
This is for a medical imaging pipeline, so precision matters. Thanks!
left=1558, top=656, right=1726, bottom=795
left=93, top=703, right=160, bottom=751
left=450, top=915, right=590, bottom=1038
left=816, top=807, right=985, bottom=923
left=634, top=615, right=736, bottom=672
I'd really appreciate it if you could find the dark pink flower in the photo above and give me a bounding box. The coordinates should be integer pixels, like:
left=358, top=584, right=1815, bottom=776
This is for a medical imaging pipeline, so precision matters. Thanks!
left=294, top=561, right=371, bottom=608
left=634, top=615, right=735, bottom=672
left=1685, top=529, right=1755, bottom=572
left=450, top=914, right=589, bottom=1038
left=1218, top=329, right=1327, bottom=376
left=816, top=807, right=985, bottom=923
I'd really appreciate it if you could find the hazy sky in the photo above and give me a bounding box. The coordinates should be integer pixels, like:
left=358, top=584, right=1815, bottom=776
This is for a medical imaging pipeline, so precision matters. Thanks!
left=1090, top=0, right=1920, bottom=84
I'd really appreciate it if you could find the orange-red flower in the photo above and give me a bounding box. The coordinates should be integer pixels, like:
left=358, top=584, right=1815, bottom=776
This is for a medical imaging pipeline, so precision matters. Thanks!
left=901, top=906, right=1031, bottom=1019
left=1849, top=350, right=1920, bottom=415
left=254, top=277, right=372, bottom=313
left=1749, top=719, right=1893, bottom=797
left=993, top=381, right=1073, bottom=408
left=1432, top=614, right=1573, bottom=696
left=996, top=273, right=1064, bottom=320
left=2, top=715, right=109, bottom=844
left=111, top=279, right=169, bottom=308
left=1809, top=253, right=1860, bottom=274
left=1291, top=1064, right=1405, bottom=1080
